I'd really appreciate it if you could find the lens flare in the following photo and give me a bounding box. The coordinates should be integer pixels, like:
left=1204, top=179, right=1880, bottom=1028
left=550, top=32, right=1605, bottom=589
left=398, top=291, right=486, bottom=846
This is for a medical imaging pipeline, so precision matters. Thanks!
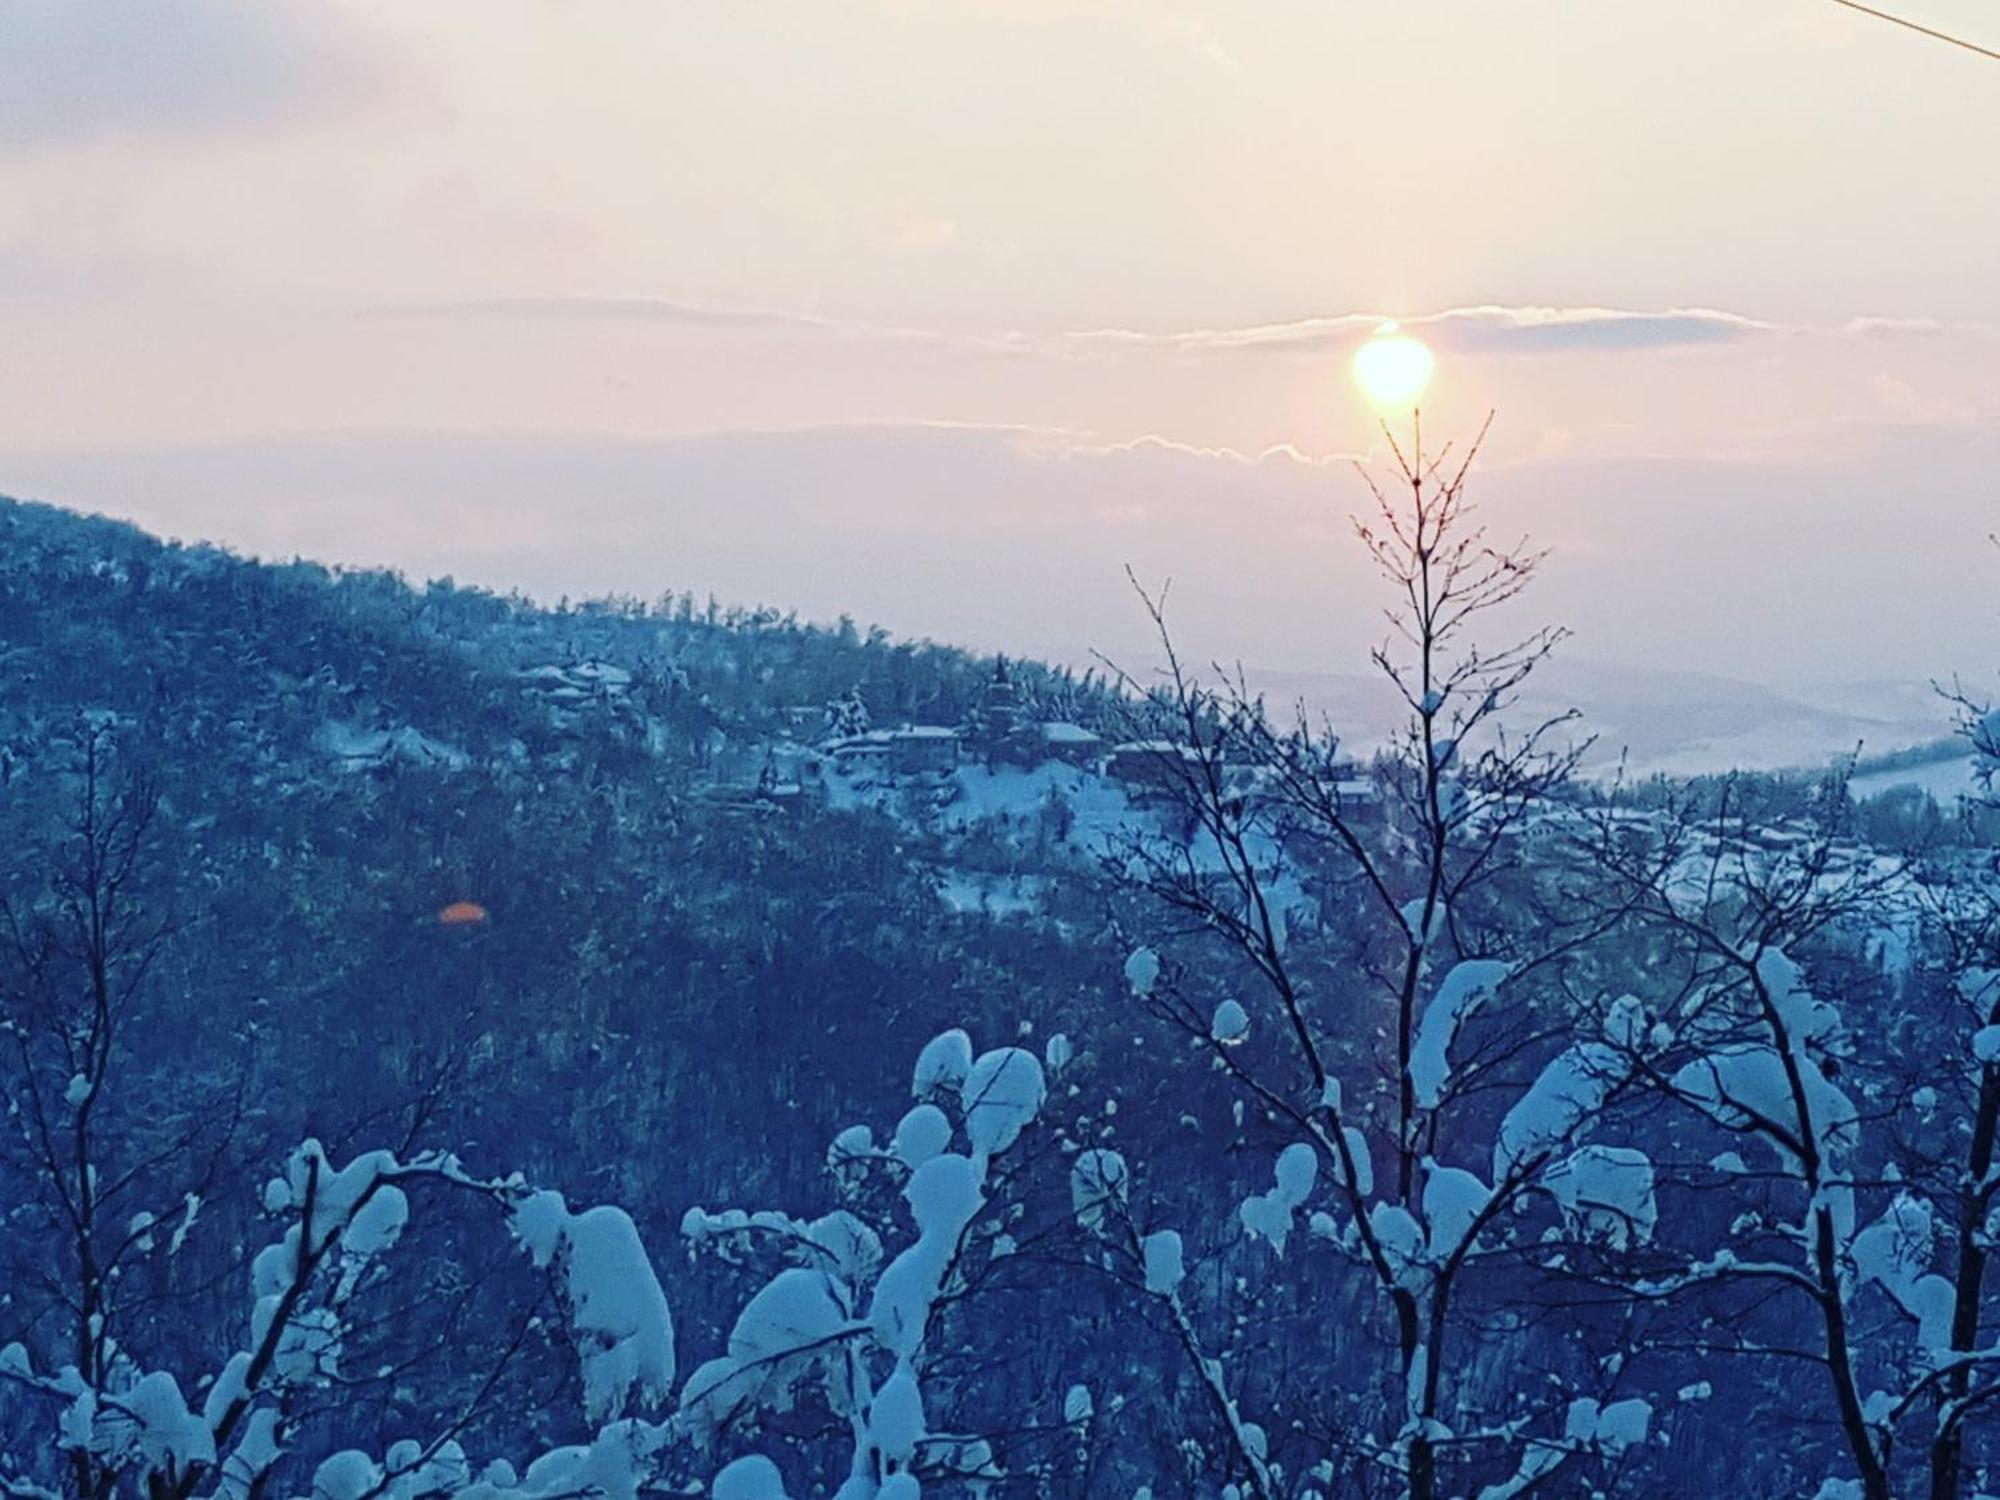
left=1352, top=324, right=1435, bottom=409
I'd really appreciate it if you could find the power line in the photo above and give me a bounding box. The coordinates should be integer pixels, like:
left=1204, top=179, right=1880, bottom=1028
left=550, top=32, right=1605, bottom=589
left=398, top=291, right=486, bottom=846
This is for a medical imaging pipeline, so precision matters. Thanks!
left=1826, top=0, right=2000, bottom=62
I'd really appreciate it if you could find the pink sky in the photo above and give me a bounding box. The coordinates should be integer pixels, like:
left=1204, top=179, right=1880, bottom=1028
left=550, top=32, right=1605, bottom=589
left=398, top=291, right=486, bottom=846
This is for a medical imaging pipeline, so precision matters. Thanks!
left=2, top=1, right=1996, bottom=685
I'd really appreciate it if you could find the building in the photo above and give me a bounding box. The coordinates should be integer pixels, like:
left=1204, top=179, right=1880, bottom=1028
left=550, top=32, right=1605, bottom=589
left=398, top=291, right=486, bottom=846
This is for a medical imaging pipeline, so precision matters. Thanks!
left=1105, top=740, right=1202, bottom=799
left=518, top=659, right=634, bottom=707
left=889, top=725, right=961, bottom=776
left=1039, top=721, right=1105, bottom=767
left=827, top=725, right=962, bottom=778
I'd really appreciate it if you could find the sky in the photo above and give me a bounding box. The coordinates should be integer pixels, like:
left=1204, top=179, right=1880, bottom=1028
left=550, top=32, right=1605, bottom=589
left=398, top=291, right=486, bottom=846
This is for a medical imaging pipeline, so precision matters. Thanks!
left=1, top=0, right=1997, bottom=691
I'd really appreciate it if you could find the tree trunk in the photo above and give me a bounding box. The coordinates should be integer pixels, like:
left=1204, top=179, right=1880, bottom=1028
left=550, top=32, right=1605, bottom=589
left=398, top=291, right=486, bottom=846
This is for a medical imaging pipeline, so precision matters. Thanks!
left=1930, top=1061, right=1999, bottom=1500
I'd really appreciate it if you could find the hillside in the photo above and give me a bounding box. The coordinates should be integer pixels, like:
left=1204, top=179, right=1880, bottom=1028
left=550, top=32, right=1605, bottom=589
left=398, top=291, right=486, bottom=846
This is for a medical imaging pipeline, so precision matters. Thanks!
left=1, top=493, right=1992, bottom=1500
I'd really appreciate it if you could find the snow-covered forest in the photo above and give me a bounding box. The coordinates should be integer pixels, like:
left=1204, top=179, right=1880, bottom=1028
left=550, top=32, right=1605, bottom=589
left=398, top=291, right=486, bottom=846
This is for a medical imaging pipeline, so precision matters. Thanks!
left=3, top=449, right=1999, bottom=1500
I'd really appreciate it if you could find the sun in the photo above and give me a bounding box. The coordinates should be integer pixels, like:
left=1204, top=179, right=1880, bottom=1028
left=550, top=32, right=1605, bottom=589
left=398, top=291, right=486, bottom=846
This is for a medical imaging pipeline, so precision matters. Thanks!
left=1352, top=323, right=1435, bottom=410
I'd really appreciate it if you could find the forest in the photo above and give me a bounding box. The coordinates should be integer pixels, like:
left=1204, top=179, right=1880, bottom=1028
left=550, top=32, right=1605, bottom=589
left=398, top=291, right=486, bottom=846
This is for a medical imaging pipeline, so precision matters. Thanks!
left=1, top=455, right=1996, bottom=1500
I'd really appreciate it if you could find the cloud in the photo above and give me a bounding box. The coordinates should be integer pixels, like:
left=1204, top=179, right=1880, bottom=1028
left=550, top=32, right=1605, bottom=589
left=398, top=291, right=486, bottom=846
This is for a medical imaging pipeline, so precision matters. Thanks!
left=1057, top=305, right=1775, bottom=358
left=1414, top=305, right=1773, bottom=354
left=384, top=295, right=1781, bottom=361
left=1840, top=315, right=2000, bottom=339
left=0, top=0, right=395, bottom=152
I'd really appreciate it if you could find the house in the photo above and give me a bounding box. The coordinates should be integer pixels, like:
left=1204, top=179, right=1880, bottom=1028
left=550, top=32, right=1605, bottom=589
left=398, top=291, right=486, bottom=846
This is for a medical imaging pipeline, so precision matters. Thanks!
left=754, top=759, right=807, bottom=814
left=1039, top=721, right=1105, bottom=767
left=1332, top=775, right=1387, bottom=823
left=1105, top=740, right=1202, bottom=799
left=828, top=731, right=895, bottom=773
left=765, top=739, right=826, bottom=785
left=889, top=725, right=961, bottom=776
left=518, top=659, right=634, bottom=704
left=827, top=725, right=961, bottom=778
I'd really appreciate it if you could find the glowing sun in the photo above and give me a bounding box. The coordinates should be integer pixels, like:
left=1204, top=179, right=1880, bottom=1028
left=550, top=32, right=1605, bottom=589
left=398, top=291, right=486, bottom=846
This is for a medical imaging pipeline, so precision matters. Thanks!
left=1352, top=324, right=1435, bottom=409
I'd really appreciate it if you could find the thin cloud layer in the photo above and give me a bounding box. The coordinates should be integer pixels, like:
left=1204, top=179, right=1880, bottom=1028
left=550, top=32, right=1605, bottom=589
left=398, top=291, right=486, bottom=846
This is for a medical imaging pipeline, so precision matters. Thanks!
left=378, top=297, right=1812, bottom=361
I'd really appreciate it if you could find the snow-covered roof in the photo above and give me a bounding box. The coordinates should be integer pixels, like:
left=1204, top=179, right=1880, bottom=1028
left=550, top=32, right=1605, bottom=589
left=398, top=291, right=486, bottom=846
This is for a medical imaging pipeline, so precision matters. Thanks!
left=567, top=659, right=633, bottom=686
left=1109, top=739, right=1199, bottom=758
left=1041, top=721, right=1103, bottom=744
left=518, top=659, right=633, bottom=692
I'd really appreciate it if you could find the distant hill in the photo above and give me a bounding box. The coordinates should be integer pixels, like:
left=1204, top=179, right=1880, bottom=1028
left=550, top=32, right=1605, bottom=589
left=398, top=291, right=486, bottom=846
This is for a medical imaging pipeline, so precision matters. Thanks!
left=1201, top=657, right=1959, bottom=777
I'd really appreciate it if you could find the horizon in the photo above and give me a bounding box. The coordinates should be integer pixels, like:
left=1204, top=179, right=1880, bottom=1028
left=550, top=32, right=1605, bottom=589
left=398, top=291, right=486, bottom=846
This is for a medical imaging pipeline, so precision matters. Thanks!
left=0, top=484, right=1974, bottom=778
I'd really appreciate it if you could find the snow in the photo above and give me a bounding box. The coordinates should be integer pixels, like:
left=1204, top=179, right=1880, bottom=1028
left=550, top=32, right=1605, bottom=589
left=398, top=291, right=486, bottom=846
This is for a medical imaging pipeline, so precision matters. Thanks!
left=1041, top=721, right=1102, bottom=745
left=1543, top=1145, right=1657, bottom=1248
left=1043, top=1032, right=1074, bottom=1074
left=1400, top=897, right=1446, bottom=947
left=868, top=1363, right=927, bottom=1463
left=904, top=1153, right=984, bottom=1243
left=515, top=1421, right=663, bottom=1500
left=314, top=1449, right=379, bottom=1500
left=1070, top=1149, right=1129, bottom=1236
left=911, top=1030, right=974, bottom=1098
left=340, top=1184, right=409, bottom=1257
left=1240, top=1144, right=1318, bottom=1255
left=1495, top=1041, right=1625, bottom=1179
left=168, top=1192, right=202, bottom=1255
left=1757, top=948, right=1841, bottom=1047
left=1124, top=946, right=1161, bottom=997
left=1342, top=1127, right=1374, bottom=1196
left=892, top=1105, right=952, bottom=1170
left=274, top=1143, right=403, bottom=1247
left=1210, top=999, right=1249, bottom=1046
left=1273, top=1141, right=1315, bottom=1200
left=1568, top=1395, right=1650, bottom=1454
left=315, top=720, right=469, bottom=773
left=111, top=1370, right=215, bottom=1479
left=1142, top=1230, right=1185, bottom=1295
left=1851, top=1194, right=1955, bottom=1357
left=1409, top=960, right=1513, bottom=1109
left=804, top=1210, right=884, bottom=1286
left=728, top=1269, right=848, bottom=1368
left=870, top=1154, right=986, bottom=1359
left=1673, top=1041, right=1857, bottom=1172
left=1421, top=1164, right=1492, bottom=1255
left=935, top=870, right=1046, bottom=918
left=202, top=1353, right=251, bottom=1430
left=509, top=1194, right=675, bottom=1422
left=828, top=1124, right=876, bottom=1171
left=959, top=1047, right=1045, bottom=1157
left=684, top=1264, right=855, bottom=1440
left=1367, top=1203, right=1424, bottom=1285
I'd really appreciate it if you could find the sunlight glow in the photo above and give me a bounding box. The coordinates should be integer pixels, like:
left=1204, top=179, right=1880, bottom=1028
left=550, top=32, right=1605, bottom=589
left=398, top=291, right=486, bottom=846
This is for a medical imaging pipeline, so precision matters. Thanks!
left=1352, top=324, right=1435, bottom=410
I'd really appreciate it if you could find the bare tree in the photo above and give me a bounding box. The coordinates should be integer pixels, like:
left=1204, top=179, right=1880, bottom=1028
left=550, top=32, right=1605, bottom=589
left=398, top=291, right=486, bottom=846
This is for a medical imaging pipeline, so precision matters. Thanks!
left=1573, top=774, right=1980, bottom=1500
left=1101, top=419, right=1652, bottom=1500
left=1893, top=686, right=2000, bottom=1499
left=0, top=723, right=244, bottom=1489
